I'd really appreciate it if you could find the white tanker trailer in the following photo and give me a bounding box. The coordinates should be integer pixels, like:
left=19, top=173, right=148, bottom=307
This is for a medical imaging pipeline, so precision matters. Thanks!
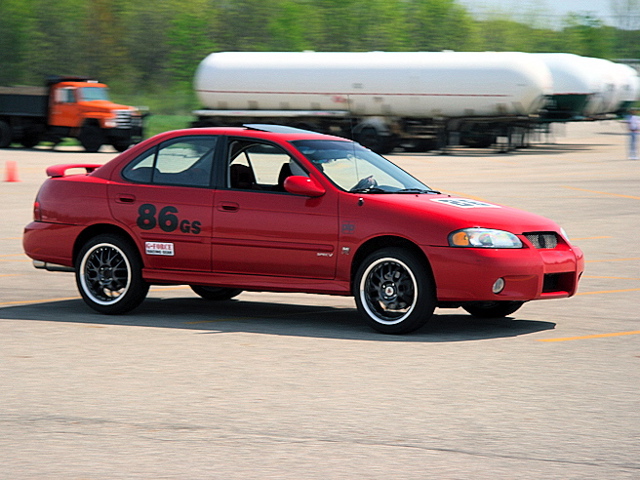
left=534, top=53, right=599, bottom=120
left=193, top=51, right=553, bottom=152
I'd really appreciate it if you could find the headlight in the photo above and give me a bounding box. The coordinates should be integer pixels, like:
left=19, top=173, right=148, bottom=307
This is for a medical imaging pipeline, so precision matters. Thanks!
left=449, top=228, right=523, bottom=249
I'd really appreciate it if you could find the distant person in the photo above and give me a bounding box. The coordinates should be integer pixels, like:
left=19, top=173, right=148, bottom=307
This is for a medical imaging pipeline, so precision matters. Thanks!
left=627, top=109, right=639, bottom=160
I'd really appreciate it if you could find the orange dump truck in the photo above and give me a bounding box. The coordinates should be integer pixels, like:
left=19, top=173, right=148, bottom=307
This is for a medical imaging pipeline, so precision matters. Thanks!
left=0, top=75, right=144, bottom=152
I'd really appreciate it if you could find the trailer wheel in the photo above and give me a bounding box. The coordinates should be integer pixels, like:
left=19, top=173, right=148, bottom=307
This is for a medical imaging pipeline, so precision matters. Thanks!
left=0, top=121, right=12, bottom=148
left=78, top=124, right=104, bottom=152
left=354, top=124, right=394, bottom=154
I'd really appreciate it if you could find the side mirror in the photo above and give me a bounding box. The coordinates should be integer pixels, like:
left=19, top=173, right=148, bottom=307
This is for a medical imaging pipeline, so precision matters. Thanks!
left=284, top=176, right=325, bottom=197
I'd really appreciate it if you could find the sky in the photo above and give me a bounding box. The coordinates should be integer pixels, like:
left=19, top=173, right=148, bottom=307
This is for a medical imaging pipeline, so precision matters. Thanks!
left=458, top=0, right=620, bottom=26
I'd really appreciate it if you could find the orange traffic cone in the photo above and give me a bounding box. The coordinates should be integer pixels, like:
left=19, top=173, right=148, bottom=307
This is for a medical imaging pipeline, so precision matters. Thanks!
left=4, top=161, right=19, bottom=182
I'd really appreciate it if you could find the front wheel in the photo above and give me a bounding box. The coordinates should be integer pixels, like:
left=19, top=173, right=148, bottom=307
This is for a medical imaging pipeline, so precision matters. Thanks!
left=76, top=234, right=149, bottom=314
left=354, top=248, right=436, bottom=334
left=78, top=124, right=104, bottom=152
left=190, top=285, right=242, bottom=301
left=111, top=140, right=131, bottom=152
left=462, top=301, right=524, bottom=318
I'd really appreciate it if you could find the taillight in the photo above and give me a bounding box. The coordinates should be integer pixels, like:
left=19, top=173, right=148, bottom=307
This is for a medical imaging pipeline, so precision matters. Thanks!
left=33, top=200, right=42, bottom=221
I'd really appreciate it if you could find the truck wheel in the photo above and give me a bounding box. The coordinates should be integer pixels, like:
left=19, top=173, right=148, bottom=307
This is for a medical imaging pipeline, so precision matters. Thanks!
left=111, top=140, right=131, bottom=153
left=354, top=247, right=436, bottom=334
left=20, top=133, right=41, bottom=149
left=76, top=234, right=149, bottom=314
left=78, top=124, right=104, bottom=152
left=190, top=285, right=243, bottom=301
left=462, top=301, right=524, bottom=318
left=0, top=121, right=12, bottom=148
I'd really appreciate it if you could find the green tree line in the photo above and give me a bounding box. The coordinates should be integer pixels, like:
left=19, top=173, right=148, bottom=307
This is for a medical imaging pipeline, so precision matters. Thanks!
left=1, top=0, right=639, bottom=111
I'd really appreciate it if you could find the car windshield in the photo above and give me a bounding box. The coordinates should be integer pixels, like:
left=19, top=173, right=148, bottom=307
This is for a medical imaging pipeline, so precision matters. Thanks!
left=78, top=87, right=110, bottom=102
left=291, top=139, right=437, bottom=193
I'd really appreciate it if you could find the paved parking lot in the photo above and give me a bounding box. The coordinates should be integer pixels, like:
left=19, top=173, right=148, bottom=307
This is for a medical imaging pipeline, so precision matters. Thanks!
left=1, top=121, right=639, bottom=479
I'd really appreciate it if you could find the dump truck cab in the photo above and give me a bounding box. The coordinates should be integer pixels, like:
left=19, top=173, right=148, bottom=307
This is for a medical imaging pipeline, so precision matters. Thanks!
left=46, top=76, right=144, bottom=152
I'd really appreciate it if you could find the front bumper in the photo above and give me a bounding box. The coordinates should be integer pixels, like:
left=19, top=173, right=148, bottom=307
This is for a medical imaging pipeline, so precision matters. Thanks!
left=425, top=243, right=584, bottom=302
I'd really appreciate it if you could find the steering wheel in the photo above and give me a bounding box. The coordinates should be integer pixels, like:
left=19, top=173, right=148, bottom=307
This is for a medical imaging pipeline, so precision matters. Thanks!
left=350, top=175, right=377, bottom=191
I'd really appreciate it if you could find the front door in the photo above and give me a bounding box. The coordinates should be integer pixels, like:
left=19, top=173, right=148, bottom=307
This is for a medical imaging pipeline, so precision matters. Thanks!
left=213, top=139, right=338, bottom=279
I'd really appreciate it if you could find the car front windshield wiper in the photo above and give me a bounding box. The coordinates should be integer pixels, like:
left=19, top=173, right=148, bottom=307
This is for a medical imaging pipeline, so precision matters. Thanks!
left=395, top=187, right=441, bottom=194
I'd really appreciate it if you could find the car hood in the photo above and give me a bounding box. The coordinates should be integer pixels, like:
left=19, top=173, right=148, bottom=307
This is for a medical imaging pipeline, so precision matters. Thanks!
left=368, top=193, right=563, bottom=234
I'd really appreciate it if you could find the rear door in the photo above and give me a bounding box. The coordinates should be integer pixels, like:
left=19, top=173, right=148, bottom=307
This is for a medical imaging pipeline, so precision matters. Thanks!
left=108, top=135, right=218, bottom=271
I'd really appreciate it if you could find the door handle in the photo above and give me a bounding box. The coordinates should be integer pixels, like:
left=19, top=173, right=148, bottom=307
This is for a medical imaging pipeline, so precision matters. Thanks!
left=218, top=202, right=239, bottom=212
left=116, top=194, right=136, bottom=203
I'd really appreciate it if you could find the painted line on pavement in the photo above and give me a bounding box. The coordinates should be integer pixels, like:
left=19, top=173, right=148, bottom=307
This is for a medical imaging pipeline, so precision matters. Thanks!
left=573, top=236, right=612, bottom=241
left=562, top=186, right=640, bottom=200
left=538, top=330, right=640, bottom=343
left=583, top=275, right=640, bottom=280
left=585, top=257, right=640, bottom=263
left=0, top=296, right=79, bottom=307
left=576, top=288, right=640, bottom=296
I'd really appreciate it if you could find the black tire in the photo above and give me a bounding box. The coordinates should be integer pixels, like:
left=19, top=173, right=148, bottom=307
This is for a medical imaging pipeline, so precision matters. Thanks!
left=20, top=133, right=41, bottom=149
left=111, top=140, right=131, bottom=152
left=190, top=285, right=243, bottom=301
left=462, top=301, right=524, bottom=318
left=354, top=247, right=436, bottom=334
left=0, top=120, right=12, bottom=148
left=354, top=126, right=394, bottom=154
left=78, top=124, right=104, bottom=152
left=76, top=234, right=149, bottom=314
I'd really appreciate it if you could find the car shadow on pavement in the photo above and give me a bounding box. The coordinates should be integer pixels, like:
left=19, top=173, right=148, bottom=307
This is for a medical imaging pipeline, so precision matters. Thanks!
left=0, top=295, right=556, bottom=342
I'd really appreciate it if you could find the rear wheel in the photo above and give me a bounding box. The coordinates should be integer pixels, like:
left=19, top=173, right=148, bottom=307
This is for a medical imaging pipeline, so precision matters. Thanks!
left=76, top=234, right=149, bottom=314
left=190, top=285, right=243, bottom=301
left=462, top=301, right=524, bottom=318
left=20, top=132, right=41, bottom=148
left=0, top=120, right=12, bottom=148
left=355, top=247, right=436, bottom=334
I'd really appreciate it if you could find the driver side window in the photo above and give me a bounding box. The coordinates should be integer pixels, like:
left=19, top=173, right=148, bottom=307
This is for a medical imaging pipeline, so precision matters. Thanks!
left=227, top=140, right=306, bottom=192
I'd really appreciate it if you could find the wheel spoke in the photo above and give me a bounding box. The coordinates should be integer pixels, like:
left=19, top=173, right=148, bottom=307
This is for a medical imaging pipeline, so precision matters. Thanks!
left=81, top=244, right=131, bottom=304
left=363, top=259, right=416, bottom=322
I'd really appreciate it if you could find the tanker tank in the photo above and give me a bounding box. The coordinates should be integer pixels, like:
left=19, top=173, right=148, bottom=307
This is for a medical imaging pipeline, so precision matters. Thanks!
left=194, top=51, right=552, bottom=119
left=193, top=51, right=553, bottom=153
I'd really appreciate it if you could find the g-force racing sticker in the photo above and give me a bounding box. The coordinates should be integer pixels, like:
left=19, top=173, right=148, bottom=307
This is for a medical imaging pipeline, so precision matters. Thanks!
left=431, top=198, right=501, bottom=209
left=145, top=242, right=175, bottom=256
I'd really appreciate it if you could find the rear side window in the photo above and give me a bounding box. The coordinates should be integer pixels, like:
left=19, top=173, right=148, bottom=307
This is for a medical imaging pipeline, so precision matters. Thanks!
left=122, top=136, right=218, bottom=188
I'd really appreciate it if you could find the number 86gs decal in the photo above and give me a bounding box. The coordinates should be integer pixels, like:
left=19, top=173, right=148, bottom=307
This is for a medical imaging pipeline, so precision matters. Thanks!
left=136, top=203, right=201, bottom=234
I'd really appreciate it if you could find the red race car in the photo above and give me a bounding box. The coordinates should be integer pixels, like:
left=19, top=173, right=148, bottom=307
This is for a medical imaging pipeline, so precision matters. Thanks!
left=23, top=125, right=584, bottom=334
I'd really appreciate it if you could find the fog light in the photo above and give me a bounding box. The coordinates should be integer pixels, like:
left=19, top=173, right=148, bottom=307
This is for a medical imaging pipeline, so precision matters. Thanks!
left=492, top=278, right=505, bottom=294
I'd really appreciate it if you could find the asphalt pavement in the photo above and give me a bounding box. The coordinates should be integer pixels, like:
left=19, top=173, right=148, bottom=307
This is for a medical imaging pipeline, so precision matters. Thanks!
left=1, top=121, right=639, bottom=479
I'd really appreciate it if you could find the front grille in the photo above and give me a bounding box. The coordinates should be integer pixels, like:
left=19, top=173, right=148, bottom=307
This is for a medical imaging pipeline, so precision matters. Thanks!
left=114, top=109, right=132, bottom=128
left=524, top=232, right=558, bottom=249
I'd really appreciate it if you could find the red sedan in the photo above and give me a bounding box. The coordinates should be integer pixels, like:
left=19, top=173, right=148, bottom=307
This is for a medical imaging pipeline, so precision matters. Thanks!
left=23, top=125, right=584, bottom=333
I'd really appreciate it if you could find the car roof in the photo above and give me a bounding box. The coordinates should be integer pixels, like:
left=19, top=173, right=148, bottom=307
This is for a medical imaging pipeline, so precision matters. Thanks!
left=152, top=125, right=349, bottom=143
left=90, top=125, right=352, bottom=180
